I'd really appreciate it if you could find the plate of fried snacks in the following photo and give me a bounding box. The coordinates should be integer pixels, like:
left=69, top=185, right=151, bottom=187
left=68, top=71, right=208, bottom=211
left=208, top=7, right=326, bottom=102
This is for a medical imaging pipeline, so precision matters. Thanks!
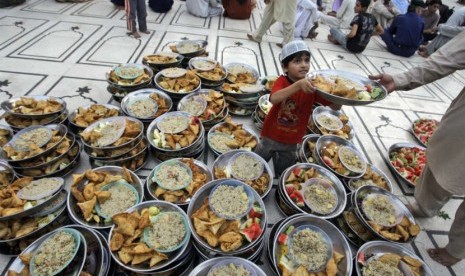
left=298, top=134, right=320, bottom=163
left=354, top=186, right=420, bottom=243
left=7, top=227, right=87, bottom=276
left=224, top=63, right=259, bottom=84
left=272, top=214, right=352, bottom=276
left=147, top=158, right=212, bottom=206
left=173, top=40, right=204, bottom=55
left=190, top=257, right=266, bottom=276
left=2, top=96, right=67, bottom=119
left=121, top=89, right=172, bottom=121
left=347, top=163, right=392, bottom=192
left=356, top=241, right=434, bottom=276
left=69, top=104, right=120, bottom=129
left=212, top=150, right=272, bottom=197
left=315, top=135, right=367, bottom=178
left=190, top=57, right=218, bottom=71
left=388, top=143, right=426, bottom=187
left=81, top=116, right=143, bottom=151
left=411, top=118, right=439, bottom=147
left=108, top=201, right=191, bottom=273
left=67, top=166, right=143, bottom=229
left=207, top=118, right=258, bottom=155
left=280, top=163, right=347, bottom=219
left=0, top=176, right=65, bottom=221
left=142, top=52, right=183, bottom=66
left=307, top=70, right=387, bottom=106
left=187, top=179, right=267, bottom=255
left=155, top=70, right=201, bottom=95
left=107, top=64, right=152, bottom=87
left=310, top=106, right=354, bottom=140
left=4, top=110, right=68, bottom=132
left=0, top=125, right=14, bottom=147
left=2, top=124, right=67, bottom=163
left=148, top=111, right=202, bottom=151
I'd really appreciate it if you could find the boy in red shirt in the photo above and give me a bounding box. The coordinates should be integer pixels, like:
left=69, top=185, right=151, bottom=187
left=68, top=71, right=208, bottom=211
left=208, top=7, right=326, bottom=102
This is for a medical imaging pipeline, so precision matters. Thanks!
left=255, top=40, right=339, bottom=176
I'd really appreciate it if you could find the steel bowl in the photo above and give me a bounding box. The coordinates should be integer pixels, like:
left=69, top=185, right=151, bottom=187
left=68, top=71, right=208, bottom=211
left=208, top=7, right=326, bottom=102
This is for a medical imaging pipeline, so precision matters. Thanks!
left=347, top=163, right=393, bottom=192
left=106, top=63, right=154, bottom=90
left=411, top=118, right=439, bottom=147
left=207, top=121, right=259, bottom=155
left=224, top=62, right=260, bottom=84
left=187, top=179, right=267, bottom=256
left=89, top=139, right=149, bottom=172
left=146, top=158, right=212, bottom=208
left=271, top=214, right=352, bottom=276
left=174, top=40, right=208, bottom=57
left=4, top=109, right=68, bottom=133
left=189, top=257, right=266, bottom=276
left=315, top=135, right=367, bottom=179
left=298, top=134, right=321, bottom=163
left=6, top=226, right=87, bottom=275
left=1, top=95, right=67, bottom=119
left=142, top=52, right=184, bottom=71
left=279, top=163, right=347, bottom=219
left=2, top=124, right=68, bottom=164
left=68, top=104, right=121, bottom=134
left=387, top=142, right=426, bottom=187
left=312, top=106, right=355, bottom=140
left=67, top=166, right=144, bottom=229
left=212, top=149, right=273, bottom=198
left=121, top=88, right=173, bottom=121
left=353, top=185, right=418, bottom=243
left=356, top=241, right=434, bottom=276
left=108, top=200, right=191, bottom=273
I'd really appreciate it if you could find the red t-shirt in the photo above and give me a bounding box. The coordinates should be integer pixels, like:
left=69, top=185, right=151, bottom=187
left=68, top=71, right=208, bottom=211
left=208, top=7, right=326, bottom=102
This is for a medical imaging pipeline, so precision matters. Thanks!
left=261, top=75, right=331, bottom=144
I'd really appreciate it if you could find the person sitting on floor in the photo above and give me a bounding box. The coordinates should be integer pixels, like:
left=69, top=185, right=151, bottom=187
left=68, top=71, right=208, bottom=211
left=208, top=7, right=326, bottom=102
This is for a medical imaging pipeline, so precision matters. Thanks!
left=421, top=0, right=442, bottom=43
left=371, top=0, right=401, bottom=28
left=320, top=0, right=356, bottom=29
left=328, top=0, right=384, bottom=53
left=148, top=0, right=174, bottom=13
left=380, top=0, right=425, bottom=57
left=186, top=0, right=223, bottom=18
left=222, top=0, right=255, bottom=19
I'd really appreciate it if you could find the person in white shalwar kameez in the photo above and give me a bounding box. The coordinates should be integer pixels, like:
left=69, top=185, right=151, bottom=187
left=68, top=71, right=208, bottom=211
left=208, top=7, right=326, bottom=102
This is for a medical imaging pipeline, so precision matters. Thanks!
left=186, top=0, right=223, bottom=18
left=320, top=0, right=356, bottom=29
left=247, top=0, right=297, bottom=47
left=293, top=0, right=321, bottom=39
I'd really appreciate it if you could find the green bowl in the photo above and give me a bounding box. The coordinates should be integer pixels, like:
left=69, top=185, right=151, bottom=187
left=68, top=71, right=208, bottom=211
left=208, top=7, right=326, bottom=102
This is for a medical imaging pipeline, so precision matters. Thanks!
left=94, top=179, right=140, bottom=221
left=30, top=228, right=81, bottom=276
left=143, top=211, right=190, bottom=253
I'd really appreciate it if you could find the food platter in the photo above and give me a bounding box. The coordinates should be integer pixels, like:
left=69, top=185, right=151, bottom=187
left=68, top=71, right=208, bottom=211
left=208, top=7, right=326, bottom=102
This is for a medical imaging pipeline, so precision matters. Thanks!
left=107, top=64, right=153, bottom=89
left=188, top=257, right=267, bottom=276
left=1, top=96, right=67, bottom=119
left=347, top=163, right=393, bottom=192
left=307, top=70, right=388, bottom=106
left=114, top=64, right=145, bottom=79
left=312, top=106, right=355, bottom=140
left=356, top=241, right=434, bottom=276
left=173, top=40, right=207, bottom=57
left=388, top=142, right=426, bottom=187
left=224, top=63, right=259, bottom=84
left=411, top=118, right=439, bottom=147
left=142, top=52, right=184, bottom=70
left=207, top=119, right=259, bottom=155
left=120, top=89, right=172, bottom=122
left=68, top=104, right=121, bottom=131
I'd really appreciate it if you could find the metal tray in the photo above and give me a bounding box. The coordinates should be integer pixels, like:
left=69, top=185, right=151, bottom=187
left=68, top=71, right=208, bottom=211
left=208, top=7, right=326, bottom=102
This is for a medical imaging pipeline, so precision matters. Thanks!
left=387, top=142, right=426, bottom=187
left=1, top=95, right=67, bottom=119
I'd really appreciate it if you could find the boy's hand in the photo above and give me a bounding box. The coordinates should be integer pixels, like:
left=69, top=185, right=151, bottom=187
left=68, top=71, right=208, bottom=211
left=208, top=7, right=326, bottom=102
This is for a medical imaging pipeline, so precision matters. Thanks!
left=296, top=78, right=315, bottom=93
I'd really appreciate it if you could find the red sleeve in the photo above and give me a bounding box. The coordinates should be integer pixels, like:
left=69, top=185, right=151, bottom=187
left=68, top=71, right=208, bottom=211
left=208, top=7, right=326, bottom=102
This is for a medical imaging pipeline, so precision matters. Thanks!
left=270, top=75, right=288, bottom=96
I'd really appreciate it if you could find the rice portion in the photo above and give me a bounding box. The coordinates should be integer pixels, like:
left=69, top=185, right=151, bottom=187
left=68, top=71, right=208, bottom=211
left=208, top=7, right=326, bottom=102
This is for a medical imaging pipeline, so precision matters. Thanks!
left=99, top=184, right=137, bottom=218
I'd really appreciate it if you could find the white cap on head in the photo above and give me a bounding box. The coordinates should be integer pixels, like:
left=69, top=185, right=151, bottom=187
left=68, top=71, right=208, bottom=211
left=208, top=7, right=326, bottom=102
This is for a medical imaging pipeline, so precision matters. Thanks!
left=279, top=40, right=311, bottom=62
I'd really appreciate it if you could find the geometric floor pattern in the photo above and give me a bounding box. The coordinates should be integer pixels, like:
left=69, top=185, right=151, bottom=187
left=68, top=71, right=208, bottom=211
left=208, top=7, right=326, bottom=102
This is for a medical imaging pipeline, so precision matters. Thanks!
left=0, top=0, right=464, bottom=275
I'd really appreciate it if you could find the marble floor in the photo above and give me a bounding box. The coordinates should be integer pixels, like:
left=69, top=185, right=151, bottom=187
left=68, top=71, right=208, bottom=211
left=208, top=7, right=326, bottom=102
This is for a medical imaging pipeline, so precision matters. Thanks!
left=0, top=0, right=464, bottom=275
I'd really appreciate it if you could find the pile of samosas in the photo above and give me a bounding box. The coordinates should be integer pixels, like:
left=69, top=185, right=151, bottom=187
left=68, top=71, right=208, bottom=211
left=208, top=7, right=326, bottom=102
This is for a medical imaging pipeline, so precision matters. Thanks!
left=11, top=97, right=63, bottom=115
left=0, top=177, right=34, bottom=217
left=72, top=104, right=119, bottom=128
left=367, top=215, right=420, bottom=242
left=313, top=114, right=352, bottom=139
left=108, top=67, right=150, bottom=86
left=350, top=165, right=390, bottom=191
left=143, top=54, right=177, bottom=64
left=153, top=158, right=208, bottom=204
left=81, top=118, right=142, bottom=148
left=158, top=70, right=200, bottom=93
left=70, top=168, right=135, bottom=223
left=211, top=118, right=257, bottom=151
left=198, top=90, right=225, bottom=121
left=191, top=198, right=246, bottom=252
left=149, top=93, right=171, bottom=119
left=2, top=129, right=63, bottom=161
left=343, top=210, right=374, bottom=241
left=157, top=117, right=201, bottom=150
left=320, top=142, right=352, bottom=176
left=194, top=64, right=226, bottom=81
left=310, top=75, right=358, bottom=99
left=226, top=68, right=257, bottom=84
left=360, top=252, right=423, bottom=276
left=109, top=208, right=171, bottom=268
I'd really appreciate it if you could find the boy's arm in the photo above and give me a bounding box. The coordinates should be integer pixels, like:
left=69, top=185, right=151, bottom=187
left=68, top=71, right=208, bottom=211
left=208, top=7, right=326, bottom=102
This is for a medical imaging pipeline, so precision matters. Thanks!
left=346, top=23, right=358, bottom=38
left=270, top=78, right=314, bottom=104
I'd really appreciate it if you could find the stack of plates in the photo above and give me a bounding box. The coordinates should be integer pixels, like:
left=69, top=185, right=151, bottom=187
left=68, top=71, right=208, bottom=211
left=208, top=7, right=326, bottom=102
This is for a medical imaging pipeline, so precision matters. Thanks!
left=170, top=40, right=208, bottom=67
left=68, top=104, right=121, bottom=135
left=0, top=177, right=70, bottom=256
left=106, top=63, right=154, bottom=102
left=1, top=96, right=68, bottom=133
left=188, top=57, right=228, bottom=89
left=142, top=52, right=184, bottom=73
left=154, top=68, right=202, bottom=105
left=252, top=94, right=271, bottom=131
left=221, top=63, right=264, bottom=116
left=147, top=111, right=205, bottom=161
left=80, top=116, right=148, bottom=172
left=1, top=124, right=81, bottom=178
left=120, top=88, right=173, bottom=126
left=7, top=225, right=111, bottom=275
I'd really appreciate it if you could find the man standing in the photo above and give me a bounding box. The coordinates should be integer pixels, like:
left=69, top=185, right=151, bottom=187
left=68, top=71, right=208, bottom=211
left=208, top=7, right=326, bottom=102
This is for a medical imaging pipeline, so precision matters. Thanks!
left=247, top=0, right=297, bottom=47
left=370, top=30, right=465, bottom=267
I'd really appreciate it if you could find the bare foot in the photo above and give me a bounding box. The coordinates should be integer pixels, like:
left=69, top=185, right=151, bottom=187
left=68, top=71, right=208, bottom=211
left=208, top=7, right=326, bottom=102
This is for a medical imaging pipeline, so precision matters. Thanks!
left=140, top=30, right=150, bottom=34
left=327, top=34, right=338, bottom=44
left=428, top=248, right=461, bottom=266
left=418, top=49, right=429, bottom=58
left=247, top=33, right=261, bottom=43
